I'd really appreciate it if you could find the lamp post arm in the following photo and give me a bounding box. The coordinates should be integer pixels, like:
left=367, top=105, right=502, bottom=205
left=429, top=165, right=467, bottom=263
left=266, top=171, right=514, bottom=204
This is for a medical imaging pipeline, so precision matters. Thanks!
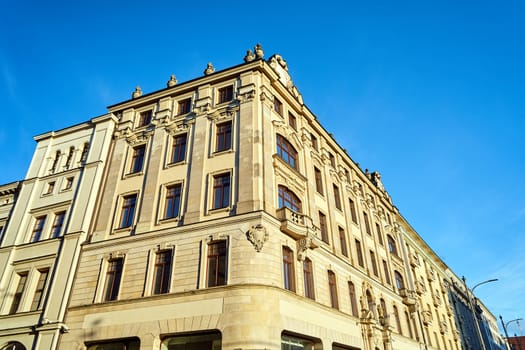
left=472, top=278, right=499, bottom=294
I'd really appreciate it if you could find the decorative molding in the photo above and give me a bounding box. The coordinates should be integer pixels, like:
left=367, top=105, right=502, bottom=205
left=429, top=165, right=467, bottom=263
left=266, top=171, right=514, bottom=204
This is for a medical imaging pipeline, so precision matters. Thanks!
left=246, top=224, right=268, bottom=252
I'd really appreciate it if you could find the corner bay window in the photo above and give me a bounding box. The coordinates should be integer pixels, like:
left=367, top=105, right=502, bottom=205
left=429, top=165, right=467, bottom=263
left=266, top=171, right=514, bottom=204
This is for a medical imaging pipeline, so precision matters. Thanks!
left=212, top=173, right=231, bottom=209
left=276, top=134, right=298, bottom=170
left=104, top=258, right=123, bottom=301
left=207, top=241, right=227, bottom=287
left=278, top=185, right=301, bottom=212
left=119, top=194, right=137, bottom=228
left=282, top=246, right=295, bottom=292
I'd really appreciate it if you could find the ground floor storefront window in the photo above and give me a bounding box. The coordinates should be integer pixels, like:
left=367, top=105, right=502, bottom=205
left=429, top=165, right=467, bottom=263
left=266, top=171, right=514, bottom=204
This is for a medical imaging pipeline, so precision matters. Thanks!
left=86, top=338, right=140, bottom=350
left=281, top=333, right=319, bottom=350
left=161, top=331, right=221, bottom=350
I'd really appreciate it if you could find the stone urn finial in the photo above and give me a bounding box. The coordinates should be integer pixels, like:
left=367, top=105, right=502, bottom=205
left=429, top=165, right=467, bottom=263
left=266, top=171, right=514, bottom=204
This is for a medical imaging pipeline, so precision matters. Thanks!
left=244, top=49, right=255, bottom=62
left=254, top=43, right=264, bottom=59
left=132, top=86, right=143, bottom=99
left=167, top=74, right=177, bottom=87
left=204, top=62, right=215, bottom=75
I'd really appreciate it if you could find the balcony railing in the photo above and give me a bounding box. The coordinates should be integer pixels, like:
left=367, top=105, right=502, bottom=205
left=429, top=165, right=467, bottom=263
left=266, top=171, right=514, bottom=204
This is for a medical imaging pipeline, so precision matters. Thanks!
left=276, top=207, right=318, bottom=241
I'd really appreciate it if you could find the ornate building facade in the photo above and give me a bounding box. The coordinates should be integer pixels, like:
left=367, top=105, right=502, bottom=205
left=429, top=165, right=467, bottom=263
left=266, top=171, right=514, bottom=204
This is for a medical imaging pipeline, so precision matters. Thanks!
left=0, top=45, right=505, bottom=350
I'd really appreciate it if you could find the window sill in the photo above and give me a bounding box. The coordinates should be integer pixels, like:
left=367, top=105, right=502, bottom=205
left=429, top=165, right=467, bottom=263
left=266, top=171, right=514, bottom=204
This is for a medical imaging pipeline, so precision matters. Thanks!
left=158, top=217, right=181, bottom=225
left=123, top=171, right=144, bottom=179
left=112, top=226, right=133, bottom=235
left=166, top=160, right=187, bottom=168
left=212, top=148, right=234, bottom=157
left=208, top=206, right=232, bottom=215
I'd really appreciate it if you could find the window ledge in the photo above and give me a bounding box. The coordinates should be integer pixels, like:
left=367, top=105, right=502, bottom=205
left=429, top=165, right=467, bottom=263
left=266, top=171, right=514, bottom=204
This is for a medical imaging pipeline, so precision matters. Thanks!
left=112, top=226, right=133, bottom=235
left=208, top=206, right=232, bottom=215
left=158, top=217, right=181, bottom=225
left=166, top=160, right=187, bottom=168
left=123, top=171, right=144, bottom=179
left=212, top=148, right=234, bottom=157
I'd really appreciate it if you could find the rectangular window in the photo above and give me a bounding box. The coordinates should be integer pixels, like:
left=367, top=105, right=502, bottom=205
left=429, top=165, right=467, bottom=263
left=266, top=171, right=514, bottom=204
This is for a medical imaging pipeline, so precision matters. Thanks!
left=311, top=134, right=318, bottom=151
left=104, top=258, right=123, bottom=301
left=329, top=152, right=336, bottom=167
left=138, top=110, right=152, bottom=127
left=215, top=121, right=232, bottom=152
left=274, top=97, right=283, bottom=116
left=212, top=173, right=231, bottom=209
left=46, top=181, right=55, bottom=194
left=376, top=223, right=384, bottom=245
left=314, top=167, right=323, bottom=194
left=171, top=133, right=187, bottom=163
left=119, top=194, right=137, bottom=228
left=355, top=239, right=364, bottom=267
left=218, top=85, right=233, bottom=104
left=328, top=271, right=338, bottom=309
left=303, top=258, right=315, bottom=300
left=51, top=150, right=61, bottom=173
left=338, top=227, right=348, bottom=257
left=64, top=177, right=74, bottom=190
left=177, top=98, right=191, bottom=115
left=370, top=250, right=379, bottom=276
left=282, top=247, right=295, bottom=292
left=319, top=212, right=328, bottom=243
left=10, top=272, right=28, bottom=314
left=348, top=282, right=358, bottom=317
left=383, top=260, right=391, bottom=285
left=164, top=184, right=182, bottom=219
left=349, top=198, right=358, bottom=224
left=153, top=251, right=172, bottom=294
left=363, top=211, right=371, bottom=235
left=65, top=146, right=74, bottom=169
left=31, top=216, right=46, bottom=242
left=30, top=269, right=49, bottom=311
left=207, top=241, right=227, bottom=287
left=288, top=112, right=297, bottom=130
left=333, top=184, right=342, bottom=210
left=80, top=142, right=89, bottom=163
left=50, top=211, right=66, bottom=238
left=130, top=145, right=146, bottom=173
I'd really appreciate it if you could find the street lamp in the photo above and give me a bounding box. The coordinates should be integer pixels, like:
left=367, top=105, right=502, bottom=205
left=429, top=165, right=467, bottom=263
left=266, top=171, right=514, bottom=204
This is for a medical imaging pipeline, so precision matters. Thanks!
left=500, top=316, right=523, bottom=350
left=462, top=276, right=499, bottom=350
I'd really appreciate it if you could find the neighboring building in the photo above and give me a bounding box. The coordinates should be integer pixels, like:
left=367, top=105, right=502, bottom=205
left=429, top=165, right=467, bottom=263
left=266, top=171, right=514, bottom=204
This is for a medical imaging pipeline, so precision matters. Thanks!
left=0, top=181, right=20, bottom=243
left=508, top=336, right=525, bottom=350
left=0, top=115, right=115, bottom=349
left=0, top=44, right=506, bottom=350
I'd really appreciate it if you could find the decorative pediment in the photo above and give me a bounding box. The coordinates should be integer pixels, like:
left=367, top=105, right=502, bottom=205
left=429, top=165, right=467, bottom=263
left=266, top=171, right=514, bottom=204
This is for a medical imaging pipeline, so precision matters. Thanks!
left=272, top=120, right=303, bottom=151
left=274, top=161, right=307, bottom=195
left=207, top=107, right=238, bottom=122
left=237, top=83, right=256, bottom=103
left=267, top=54, right=304, bottom=104
left=164, top=121, right=189, bottom=136
left=114, top=127, right=153, bottom=146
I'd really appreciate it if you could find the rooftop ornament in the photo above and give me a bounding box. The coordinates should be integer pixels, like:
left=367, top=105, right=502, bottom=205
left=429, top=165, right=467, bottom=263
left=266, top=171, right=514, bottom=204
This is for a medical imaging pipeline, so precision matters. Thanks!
left=166, top=74, right=177, bottom=87
left=204, top=62, right=215, bottom=75
left=132, top=86, right=143, bottom=99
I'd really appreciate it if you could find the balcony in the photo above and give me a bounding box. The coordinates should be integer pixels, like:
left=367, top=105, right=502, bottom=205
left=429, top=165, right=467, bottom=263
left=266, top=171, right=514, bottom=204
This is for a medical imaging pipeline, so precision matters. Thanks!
left=422, top=310, right=433, bottom=326
left=276, top=207, right=318, bottom=241
left=399, top=288, right=417, bottom=309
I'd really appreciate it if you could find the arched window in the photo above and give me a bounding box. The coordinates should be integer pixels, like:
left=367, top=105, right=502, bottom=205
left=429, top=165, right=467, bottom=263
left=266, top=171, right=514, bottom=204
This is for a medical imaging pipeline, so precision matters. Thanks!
left=278, top=185, right=302, bottom=212
left=394, top=270, right=405, bottom=290
left=1, top=342, right=26, bottom=350
left=387, top=235, right=398, bottom=256
left=276, top=134, right=298, bottom=169
left=366, top=290, right=375, bottom=316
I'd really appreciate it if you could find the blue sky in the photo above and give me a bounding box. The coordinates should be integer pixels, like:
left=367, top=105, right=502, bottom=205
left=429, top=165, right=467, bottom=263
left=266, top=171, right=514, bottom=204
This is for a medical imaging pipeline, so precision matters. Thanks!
left=1, top=0, right=524, bottom=335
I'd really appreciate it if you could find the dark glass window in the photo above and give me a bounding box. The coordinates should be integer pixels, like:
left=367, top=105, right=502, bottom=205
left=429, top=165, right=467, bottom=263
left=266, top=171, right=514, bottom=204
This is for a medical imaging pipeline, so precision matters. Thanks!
left=376, top=223, right=384, bottom=245
left=31, top=216, right=46, bottom=242
left=276, top=135, right=298, bottom=169
left=50, top=211, right=66, bottom=238
left=215, top=121, right=232, bottom=152
left=51, top=150, right=61, bottom=172
left=65, top=146, right=75, bottom=169
left=119, top=194, right=137, bottom=228
left=288, top=112, right=297, bottom=130
left=30, top=269, right=49, bottom=311
left=64, top=177, right=73, bottom=190
left=314, top=167, right=323, bottom=194
left=395, top=270, right=405, bottom=290
left=177, top=98, right=191, bottom=115
left=212, top=173, right=230, bottom=209
left=383, top=260, right=391, bottom=285
left=164, top=184, right=182, bottom=219
left=80, top=142, right=90, bottom=163
left=329, top=152, right=336, bottom=167
left=333, top=184, right=342, bottom=210
left=363, top=211, right=371, bottom=235
left=87, top=338, right=140, bottom=350
left=274, top=97, right=283, bottom=115
left=348, top=281, right=358, bottom=317
left=303, top=258, right=315, bottom=300
left=162, top=332, right=221, bottom=350
left=171, top=133, right=187, bottom=163
left=104, top=258, right=123, bottom=301
left=138, top=110, right=152, bottom=127
left=388, top=235, right=399, bottom=256
left=207, top=241, right=227, bottom=287
left=218, top=85, right=233, bottom=104
left=328, top=270, right=338, bottom=309
left=282, top=246, right=295, bottom=292
left=130, top=145, right=146, bottom=173
left=355, top=239, right=364, bottom=267
left=319, top=212, right=328, bottom=243
left=9, top=272, right=28, bottom=314
left=339, top=227, right=348, bottom=257
left=394, top=305, right=402, bottom=335
left=153, top=251, right=172, bottom=294
left=349, top=198, right=358, bottom=224
left=278, top=185, right=302, bottom=212
left=370, top=250, right=379, bottom=276
left=311, top=134, right=318, bottom=151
